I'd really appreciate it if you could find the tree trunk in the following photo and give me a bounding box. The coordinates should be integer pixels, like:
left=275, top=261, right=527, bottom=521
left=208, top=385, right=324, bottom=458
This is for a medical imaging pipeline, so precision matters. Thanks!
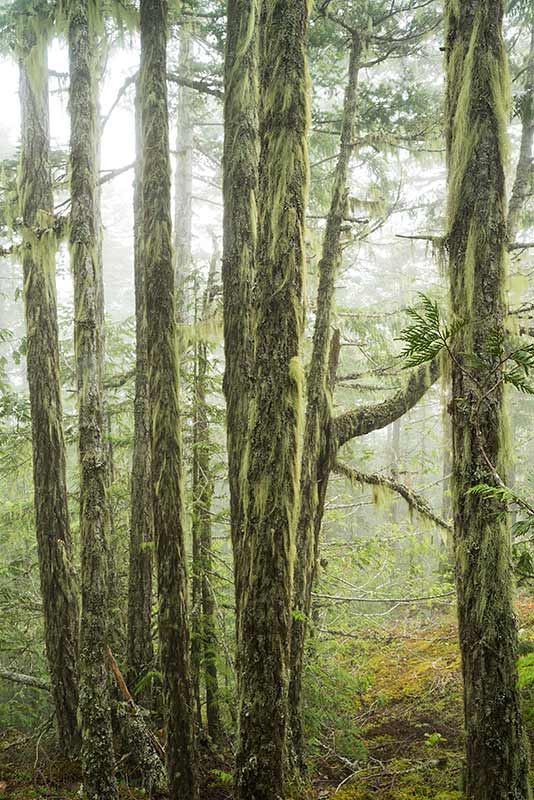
left=507, top=20, right=534, bottom=242
left=68, top=1, right=117, bottom=797
left=18, top=19, right=80, bottom=758
left=127, top=81, right=154, bottom=695
left=445, top=1, right=531, bottom=797
left=196, top=253, right=222, bottom=742
left=139, top=1, right=197, bottom=797
left=174, top=20, right=194, bottom=319
left=288, top=32, right=360, bottom=772
left=222, top=0, right=260, bottom=628
left=236, top=1, right=310, bottom=797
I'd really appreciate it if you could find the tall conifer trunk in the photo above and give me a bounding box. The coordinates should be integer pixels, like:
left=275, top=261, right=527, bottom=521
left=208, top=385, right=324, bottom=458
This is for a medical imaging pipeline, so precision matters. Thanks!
left=18, top=15, right=80, bottom=758
left=236, top=1, right=310, bottom=797
left=222, top=0, right=259, bottom=626
left=445, top=1, right=531, bottom=796
left=127, top=82, right=154, bottom=691
left=68, top=1, right=117, bottom=797
left=139, top=1, right=197, bottom=796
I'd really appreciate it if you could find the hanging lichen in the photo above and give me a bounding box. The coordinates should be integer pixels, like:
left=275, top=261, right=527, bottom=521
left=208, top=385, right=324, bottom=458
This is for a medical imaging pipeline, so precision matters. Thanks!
left=16, top=3, right=80, bottom=758
left=235, top=1, right=311, bottom=798
left=445, top=1, right=531, bottom=797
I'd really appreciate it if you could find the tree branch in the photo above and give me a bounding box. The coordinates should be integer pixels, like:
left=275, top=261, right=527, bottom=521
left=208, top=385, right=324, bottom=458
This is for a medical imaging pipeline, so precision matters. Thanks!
left=333, top=358, right=440, bottom=448
left=334, top=460, right=451, bottom=531
left=0, top=670, right=50, bottom=692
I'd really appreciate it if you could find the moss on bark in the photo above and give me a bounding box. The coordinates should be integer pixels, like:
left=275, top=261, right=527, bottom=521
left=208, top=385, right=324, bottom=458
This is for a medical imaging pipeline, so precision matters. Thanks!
left=445, top=1, right=531, bottom=797
left=139, top=1, right=197, bottom=797
left=17, top=8, right=80, bottom=758
left=235, top=1, right=311, bottom=797
left=68, top=1, right=117, bottom=797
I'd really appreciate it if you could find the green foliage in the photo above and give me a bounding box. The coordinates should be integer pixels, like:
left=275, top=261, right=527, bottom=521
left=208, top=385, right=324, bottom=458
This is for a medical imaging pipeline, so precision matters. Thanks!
left=397, top=294, right=463, bottom=368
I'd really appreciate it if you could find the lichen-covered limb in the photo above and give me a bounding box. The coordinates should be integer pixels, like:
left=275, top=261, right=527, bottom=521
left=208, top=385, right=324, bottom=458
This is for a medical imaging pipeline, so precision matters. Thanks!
left=0, top=670, right=50, bottom=692
left=236, top=0, right=310, bottom=797
left=68, top=1, right=117, bottom=797
left=334, top=358, right=440, bottom=448
left=445, top=0, right=531, bottom=797
left=139, top=1, right=197, bottom=798
left=334, top=461, right=452, bottom=532
left=18, top=14, right=80, bottom=758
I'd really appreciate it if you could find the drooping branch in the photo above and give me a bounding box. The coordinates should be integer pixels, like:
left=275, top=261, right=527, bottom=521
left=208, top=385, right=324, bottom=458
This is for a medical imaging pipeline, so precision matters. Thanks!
left=334, top=358, right=440, bottom=448
left=334, top=460, right=451, bottom=532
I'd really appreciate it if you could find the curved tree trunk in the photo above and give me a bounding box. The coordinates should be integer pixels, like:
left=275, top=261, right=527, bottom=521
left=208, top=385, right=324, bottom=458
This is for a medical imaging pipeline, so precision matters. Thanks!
left=445, top=1, right=531, bottom=797
left=236, top=1, right=310, bottom=797
left=127, top=81, right=154, bottom=694
left=139, top=1, right=197, bottom=797
left=289, top=34, right=360, bottom=771
left=68, top=1, right=117, bottom=797
left=18, top=19, right=80, bottom=758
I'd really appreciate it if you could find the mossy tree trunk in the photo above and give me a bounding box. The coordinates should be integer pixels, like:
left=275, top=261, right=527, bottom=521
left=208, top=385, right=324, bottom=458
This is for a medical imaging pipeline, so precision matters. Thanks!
left=445, top=1, right=531, bottom=797
left=193, top=253, right=222, bottom=742
left=507, top=20, right=533, bottom=242
left=288, top=33, right=360, bottom=772
left=236, top=1, right=310, bottom=797
left=127, top=81, right=154, bottom=694
left=222, top=0, right=259, bottom=627
left=174, top=19, right=193, bottom=317
left=139, top=1, right=197, bottom=797
left=18, top=13, right=80, bottom=758
left=68, top=1, right=117, bottom=797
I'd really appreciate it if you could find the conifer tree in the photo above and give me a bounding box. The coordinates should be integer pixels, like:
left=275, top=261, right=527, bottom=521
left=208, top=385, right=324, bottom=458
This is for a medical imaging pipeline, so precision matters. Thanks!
left=68, top=0, right=117, bottom=796
left=18, top=2, right=80, bottom=757
left=139, top=0, right=197, bottom=796
left=445, top=1, right=531, bottom=796
left=235, top=1, right=311, bottom=797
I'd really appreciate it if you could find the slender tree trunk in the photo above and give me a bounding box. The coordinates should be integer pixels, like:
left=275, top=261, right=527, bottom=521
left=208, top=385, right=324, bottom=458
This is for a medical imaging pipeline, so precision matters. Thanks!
left=236, top=2, right=310, bottom=797
left=139, top=2, right=197, bottom=797
left=174, top=20, right=194, bottom=317
left=196, top=254, right=222, bottom=742
left=18, top=20, right=80, bottom=758
left=191, top=293, right=204, bottom=731
left=445, top=2, right=531, bottom=797
left=288, top=33, right=360, bottom=772
left=127, top=82, right=154, bottom=693
left=222, top=0, right=260, bottom=628
left=507, top=21, right=534, bottom=242
left=68, top=2, right=117, bottom=797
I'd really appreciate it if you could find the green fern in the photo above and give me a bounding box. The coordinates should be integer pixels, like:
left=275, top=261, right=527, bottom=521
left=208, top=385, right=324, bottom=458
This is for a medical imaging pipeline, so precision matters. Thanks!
left=397, top=293, right=463, bottom=368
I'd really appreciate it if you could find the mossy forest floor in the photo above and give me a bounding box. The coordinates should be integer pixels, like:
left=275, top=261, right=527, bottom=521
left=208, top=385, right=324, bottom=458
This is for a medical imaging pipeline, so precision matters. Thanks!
left=2, top=601, right=534, bottom=800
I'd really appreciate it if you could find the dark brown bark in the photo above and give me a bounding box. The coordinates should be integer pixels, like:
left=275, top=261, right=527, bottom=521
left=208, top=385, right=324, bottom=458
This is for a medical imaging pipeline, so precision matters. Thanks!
left=139, top=1, right=197, bottom=797
left=18, top=19, right=80, bottom=758
left=68, top=1, right=117, bottom=796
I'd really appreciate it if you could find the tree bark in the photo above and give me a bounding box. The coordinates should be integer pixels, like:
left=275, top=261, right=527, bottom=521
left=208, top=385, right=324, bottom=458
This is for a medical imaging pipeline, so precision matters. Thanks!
left=139, top=1, right=197, bottom=797
left=18, top=21, right=80, bottom=758
left=127, top=81, right=154, bottom=695
left=236, top=1, right=311, bottom=797
left=445, top=1, right=531, bottom=797
left=222, top=0, right=260, bottom=629
left=68, top=1, right=117, bottom=797
left=288, top=33, right=360, bottom=773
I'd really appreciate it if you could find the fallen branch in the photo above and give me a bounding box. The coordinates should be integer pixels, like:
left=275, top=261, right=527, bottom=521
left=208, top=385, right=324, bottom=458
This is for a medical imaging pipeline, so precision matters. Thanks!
left=0, top=670, right=50, bottom=692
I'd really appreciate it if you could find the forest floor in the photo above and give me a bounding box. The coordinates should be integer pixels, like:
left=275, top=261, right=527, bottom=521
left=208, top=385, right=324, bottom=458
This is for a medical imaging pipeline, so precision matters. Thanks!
left=2, top=600, right=534, bottom=800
